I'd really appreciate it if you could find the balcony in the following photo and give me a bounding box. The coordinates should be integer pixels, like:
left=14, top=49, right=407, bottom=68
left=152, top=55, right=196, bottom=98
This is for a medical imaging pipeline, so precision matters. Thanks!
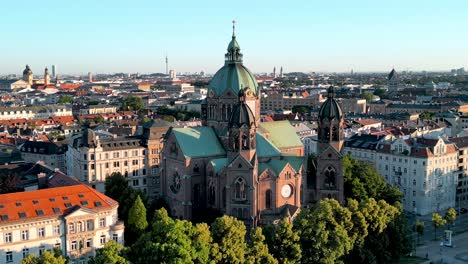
left=111, top=221, right=125, bottom=231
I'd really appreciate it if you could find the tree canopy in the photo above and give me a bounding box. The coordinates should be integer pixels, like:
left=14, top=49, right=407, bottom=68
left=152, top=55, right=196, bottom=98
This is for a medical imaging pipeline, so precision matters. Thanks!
left=122, top=96, right=144, bottom=111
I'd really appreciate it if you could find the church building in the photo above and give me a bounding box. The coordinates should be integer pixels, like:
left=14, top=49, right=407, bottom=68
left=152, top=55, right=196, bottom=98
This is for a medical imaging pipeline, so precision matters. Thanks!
left=161, top=25, right=343, bottom=228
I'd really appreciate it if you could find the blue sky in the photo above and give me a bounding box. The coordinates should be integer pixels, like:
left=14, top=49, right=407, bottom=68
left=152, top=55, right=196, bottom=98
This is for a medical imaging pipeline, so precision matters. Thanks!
left=1, top=0, right=467, bottom=75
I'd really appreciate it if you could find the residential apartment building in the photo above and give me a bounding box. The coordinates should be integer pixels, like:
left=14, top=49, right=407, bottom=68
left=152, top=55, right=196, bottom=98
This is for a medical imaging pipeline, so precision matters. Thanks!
left=20, top=141, right=68, bottom=174
left=0, top=106, right=72, bottom=121
left=345, top=134, right=458, bottom=215
left=142, top=120, right=173, bottom=198
left=339, top=98, right=367, bottom=114
left=449, top=136, right=468, bottom=210
left=78, top=105, right=117, bottom=116
left=260, top=92, right=324, bottom=111
left=67, top=129, right=149, bottom=195
left=0, top=184, right=124, bottom=264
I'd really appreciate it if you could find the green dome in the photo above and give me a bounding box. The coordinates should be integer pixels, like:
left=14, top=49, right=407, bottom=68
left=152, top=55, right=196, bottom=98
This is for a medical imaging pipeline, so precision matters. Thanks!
left=209, top=33, right=258, bottom=96
left=209, top=63, right=258, bottom=96
left=318, top=86, right=343, bottom=121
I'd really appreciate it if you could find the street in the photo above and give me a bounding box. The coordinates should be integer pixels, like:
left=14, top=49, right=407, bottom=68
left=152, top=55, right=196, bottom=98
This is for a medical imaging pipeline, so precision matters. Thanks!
left=416, top=231, right=468, bottom=263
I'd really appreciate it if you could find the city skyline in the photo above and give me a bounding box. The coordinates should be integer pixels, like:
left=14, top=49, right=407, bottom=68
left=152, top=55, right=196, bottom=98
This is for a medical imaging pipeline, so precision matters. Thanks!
left=0, top=0, right=467, bottom=74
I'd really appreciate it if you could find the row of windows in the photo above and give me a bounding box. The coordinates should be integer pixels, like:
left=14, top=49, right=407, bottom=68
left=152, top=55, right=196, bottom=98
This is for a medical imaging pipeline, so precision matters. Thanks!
left=3, top=225, right=61, bottom=243
left=85, top=160, right=145, bottom=170
left=68, top=218, right=105, bottom=234
left=85, top=150, right=145, bottom=160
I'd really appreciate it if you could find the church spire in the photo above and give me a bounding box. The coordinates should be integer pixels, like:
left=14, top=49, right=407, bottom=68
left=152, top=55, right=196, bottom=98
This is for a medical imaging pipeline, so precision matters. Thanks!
left=225, top=20, right=242, bottom=64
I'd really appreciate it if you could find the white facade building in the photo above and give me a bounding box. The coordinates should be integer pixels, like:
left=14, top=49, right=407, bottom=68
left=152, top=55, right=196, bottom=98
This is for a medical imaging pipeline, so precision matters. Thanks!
left=0, top=184, right=124, bottom=264
left=67, top=129, right=149, bottom=194
left=0, top=105, right=72, bottom=120
left=345, top=134, right=458, bottom=215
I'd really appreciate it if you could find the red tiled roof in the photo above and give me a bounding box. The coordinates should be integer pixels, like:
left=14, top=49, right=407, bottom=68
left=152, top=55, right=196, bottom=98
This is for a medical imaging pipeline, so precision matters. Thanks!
left=0, top=184, right=117, bottom=223
left=60, top=83, right=83, bottom=90
left=357, top=119, right=381, bottom=126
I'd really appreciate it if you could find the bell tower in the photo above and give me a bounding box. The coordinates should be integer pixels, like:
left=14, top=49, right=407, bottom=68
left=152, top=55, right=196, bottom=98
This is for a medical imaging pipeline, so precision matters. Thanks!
left=308, top=86, right=345, bottom=204
left=317, top=86, right=344, bottom=152
left=227, top=89, right=256, bottom=162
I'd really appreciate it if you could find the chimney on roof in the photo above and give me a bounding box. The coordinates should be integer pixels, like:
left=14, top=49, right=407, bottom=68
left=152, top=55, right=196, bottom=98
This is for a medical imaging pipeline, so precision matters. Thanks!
left=37, top=172, right=47, bottom=188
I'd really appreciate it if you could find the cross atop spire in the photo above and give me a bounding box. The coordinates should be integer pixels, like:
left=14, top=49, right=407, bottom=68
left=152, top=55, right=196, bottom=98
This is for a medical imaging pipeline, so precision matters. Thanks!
left=232, top=19, right=236, bottom=37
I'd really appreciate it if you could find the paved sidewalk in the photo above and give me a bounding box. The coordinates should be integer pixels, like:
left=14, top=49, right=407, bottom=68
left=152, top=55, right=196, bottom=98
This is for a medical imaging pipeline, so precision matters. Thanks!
left=415, top=231, right=468, bottom=263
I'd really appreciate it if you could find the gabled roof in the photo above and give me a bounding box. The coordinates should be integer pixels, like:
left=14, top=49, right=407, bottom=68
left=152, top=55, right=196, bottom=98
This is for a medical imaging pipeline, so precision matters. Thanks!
left=258, top=156, right=304, bottom=176
left=259, top=121, right=303, bottom=149
left=172, top=126, right=226, bottom=158
left=210, top=158, right=227, bottom=174
left=0, top=184, right=117, bottom=224
left=256, top=132, right=281, bottom=158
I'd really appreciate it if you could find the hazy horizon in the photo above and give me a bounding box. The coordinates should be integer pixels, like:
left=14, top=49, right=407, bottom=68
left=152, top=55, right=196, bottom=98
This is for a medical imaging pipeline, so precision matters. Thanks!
left=1, top=0, right=467, bottom=75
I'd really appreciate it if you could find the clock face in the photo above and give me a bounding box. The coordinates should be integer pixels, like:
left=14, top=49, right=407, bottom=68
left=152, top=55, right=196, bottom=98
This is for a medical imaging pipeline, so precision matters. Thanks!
left=281, top=184, right=293, bottom=198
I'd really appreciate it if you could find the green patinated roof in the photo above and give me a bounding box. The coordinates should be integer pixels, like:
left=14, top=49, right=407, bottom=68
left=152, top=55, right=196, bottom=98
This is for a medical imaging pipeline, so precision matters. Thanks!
left=259, top=121, right=303, bottom=149
left=228, top=36, right=240, bottom=51
left=258, top=156, right=304, bottom=176
left=210, top=158, right=227, bottom=174
left=172, top=127, right=226, bottom=158
left=209, top=63, right=258, bottom=97
left=256, top=132, right=281, bottom=158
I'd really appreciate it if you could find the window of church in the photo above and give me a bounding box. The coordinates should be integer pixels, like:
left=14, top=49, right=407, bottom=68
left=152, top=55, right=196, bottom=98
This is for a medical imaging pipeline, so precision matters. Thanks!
left=324, top=167, right=336, bottom=189
left=234, top=178, right=247, bottom=200
left=265, top=190, right=272, bottom=209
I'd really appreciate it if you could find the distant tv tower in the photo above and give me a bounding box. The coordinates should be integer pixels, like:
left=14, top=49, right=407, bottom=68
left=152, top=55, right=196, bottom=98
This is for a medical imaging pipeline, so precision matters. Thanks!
left=165, top=54, right=168, bottom=75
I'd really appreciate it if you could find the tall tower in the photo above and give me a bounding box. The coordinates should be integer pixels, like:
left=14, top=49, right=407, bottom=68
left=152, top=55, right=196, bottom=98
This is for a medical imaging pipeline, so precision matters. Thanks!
left=51, top=65, right=57, bottom=79
left=311, top=86, right=344, bottom=203
left=388, top=67, right=399, bottom=92
left=205, top=21, right=260, bottom=143
left=44, top=67, right=51, bottom=86
left=279, top=66, right=283, bottom=78
left=273, top=67, right=277, bottom=78
left=22, top=65, right=33, bottom=85
left=88, top=72, right=93, bottom=83
left=165, top=54, right=169, bottom=75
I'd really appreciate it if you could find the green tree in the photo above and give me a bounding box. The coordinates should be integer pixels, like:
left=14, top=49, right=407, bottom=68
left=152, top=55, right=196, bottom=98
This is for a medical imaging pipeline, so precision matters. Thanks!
left=21, top=250, right=67, bottom=264
left=294, top=199, right=354, bottom=264
left=265, top=218, right=301, bottom=264
left=343, top=155, right=401, bottom=205
left=90, top=240, right=128, bottom=264
left=415, top=220, right=425, bottom=245
left=211, top=215, right=247, bottom=264
left=93, top=115, right=105, bottom=124
left=362, top=92, right=374, bottom=102
left=444, top=208, right=457, bottom=229
left=127, top=195, right=148, bottom=245
left=128, top=208, right=211, bottom=264
left=122, top=96, right=144, bottom=111
left=246, top=227, right=278, bottom=264
left=58, top=95, right=73, bottom=104
left=105, top=172, right=128, bottom=202
left=432, top=213, right=446, bottom=240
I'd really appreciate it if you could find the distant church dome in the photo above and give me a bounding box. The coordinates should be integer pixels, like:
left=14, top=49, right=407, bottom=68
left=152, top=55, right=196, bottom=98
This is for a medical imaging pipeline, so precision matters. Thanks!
left=23, top=65, right=32, bottom=75
left=318, top=86, right=343, bottom=121
left=228, top=89, right=256, bottom=128
left=209, top=24, right=258, bottom=97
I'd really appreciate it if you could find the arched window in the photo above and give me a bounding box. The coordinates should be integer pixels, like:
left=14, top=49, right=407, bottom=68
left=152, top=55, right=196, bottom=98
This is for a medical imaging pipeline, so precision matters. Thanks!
left=208, top=181, right=215, bottom=206
left=265, top=189, right=272, bottom=209
left=332, top=126, right=339, bottom=141
left=242, top=134, right=248, bottom=150
left=323, top=127, right=330, bottom=140
left=324, top=166, right=336, bottom=188
left=77, top=222, right=83, bottom=232
left=234, top=178, right=247, bottom=200
left=222, top=187, right=226, bottom=207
